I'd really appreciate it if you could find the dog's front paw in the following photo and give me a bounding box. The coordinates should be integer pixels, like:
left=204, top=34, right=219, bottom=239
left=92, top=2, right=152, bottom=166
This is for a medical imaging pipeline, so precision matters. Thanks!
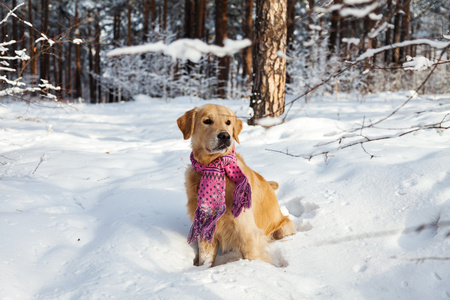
left=193, top=253, right=200, bottom=266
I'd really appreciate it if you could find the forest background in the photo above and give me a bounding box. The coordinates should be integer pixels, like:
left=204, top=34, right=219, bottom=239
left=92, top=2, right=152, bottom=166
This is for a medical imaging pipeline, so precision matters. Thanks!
left=1, top=0, right=449, bottom=109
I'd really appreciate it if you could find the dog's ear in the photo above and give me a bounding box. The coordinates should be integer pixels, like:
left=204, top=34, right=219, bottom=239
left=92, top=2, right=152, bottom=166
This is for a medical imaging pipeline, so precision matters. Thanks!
left=233, top=118, right=243, bottom=144
left=177, top=108, right=198, bottom=140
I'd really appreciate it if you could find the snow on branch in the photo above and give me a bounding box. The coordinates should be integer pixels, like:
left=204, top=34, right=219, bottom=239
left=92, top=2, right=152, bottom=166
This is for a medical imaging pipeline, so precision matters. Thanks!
left=1, top=3, right=61, bottom=100
left=0, top=3, right=24, bottom=26
left=35, top=33, right=55, bottom=47
left=269, top=48, right=450, bottom=161
left=402, top=56, right=435, bottom=71
left=356, top=39, right=450, bottom=61
left=267, top=115, right=450, bottom=160
left=340, top=1, right=379, bottom=18
left=106, top=38, right=252, bottom=62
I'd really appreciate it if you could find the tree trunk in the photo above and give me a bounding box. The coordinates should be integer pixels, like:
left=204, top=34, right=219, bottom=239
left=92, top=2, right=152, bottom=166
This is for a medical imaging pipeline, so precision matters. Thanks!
left=184, top=0, right=194, bottom=38
left=151, top=0, right=157, bottom=24
left=113, top=11, right=121, bottom=46
left=195, top=0, right=206, bottom=39
left=28, top=0, right=37, bottom=80
left=401, top=0, right=411, bottom=59
left=88, top=11, right=95, bottom=103
left=163, top=0, right=168, bottom=32
left=127, top=0, right=132, bottom=46
left=11, top=0, right=18, bottom=74
left=242, top=0, right=253, bottom=88
left=392, top=1, right=402, bottom=64
left=286, top=0, right=296, bottom=84
left=215, top=0, right=229, bottom=99
left=0, top=8, right=5, bottom=43
left=329, top=0, right=341, bottom=53
left=364, top=7, right=378, bottom=68
left=58, top=26, right=64, bottom=99
left=67, top=41, right=72, bottom=98
left=73, top=0, right=82, bottom=99
left=143, top=0, right=150, bottom=42
left=249, top=0, right=287, bottom=125
left=94, top=10, right=101, bottom=103
left=40, top=0, right=50, bottom=81
left=287, top=0, right=296, bottom=48
left=384, top=0, right=392, bottom=63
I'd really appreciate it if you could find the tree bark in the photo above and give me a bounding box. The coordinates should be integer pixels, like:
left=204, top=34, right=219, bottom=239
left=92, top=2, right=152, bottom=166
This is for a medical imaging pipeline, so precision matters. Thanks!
left=127, top=0, right=132, bottom=46
left=11, top=0, right=18, bottom=74
left=94, top=10, right=101, bottom=102
left=401, top=0, right=411, bottom=59
left=40, top=0, right=50, bottom=81
left=392, top=1, right=402, bottom=64
left=286, top=0, right=296, bottom=84
left=249, top=0, right=287, bottom=125
left=113, top=10, right=121, bottom=47
left=184, top=0, right=194, bottom=38
left=151, top=0, right=157, bottom=24
left=195, top=0, right=206, bottom=39
left=28, top=0, right=37, bottom=80
left=384, top=0, right=392, bottom=63
left=88, top=11, right=95, bottom=103
left=287, top=0, right=296, bottom=48
left=67, top=41, right=72, bottom=98
left=329, top=0, right=341, bottom=53
left=163, top=0, right=168, bottom=32
left=74, top=0, right=82, bottom=99
left=242, top=0, right=253, bottom=88
left=143, top=0, right=150, bottom=42
left=215, top=0, right=229, bottom=98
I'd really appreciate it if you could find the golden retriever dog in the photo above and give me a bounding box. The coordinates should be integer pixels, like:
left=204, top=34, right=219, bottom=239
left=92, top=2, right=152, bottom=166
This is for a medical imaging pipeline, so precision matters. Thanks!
left=177, top=104, right=294, bottom=266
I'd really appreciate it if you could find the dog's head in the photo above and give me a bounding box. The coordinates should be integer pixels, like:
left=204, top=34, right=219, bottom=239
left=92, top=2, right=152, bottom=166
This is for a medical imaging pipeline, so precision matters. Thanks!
left=177, top=104, right=243, bottom=165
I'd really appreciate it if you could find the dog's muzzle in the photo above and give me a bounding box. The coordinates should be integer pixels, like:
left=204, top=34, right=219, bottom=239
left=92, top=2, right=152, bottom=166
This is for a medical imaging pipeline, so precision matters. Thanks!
left=217, top=131, right=231, bottom=148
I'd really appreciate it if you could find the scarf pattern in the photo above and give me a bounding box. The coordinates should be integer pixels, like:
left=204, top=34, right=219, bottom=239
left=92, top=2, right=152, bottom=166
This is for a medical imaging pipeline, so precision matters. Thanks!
left=188, top=147, right=252, bottom=244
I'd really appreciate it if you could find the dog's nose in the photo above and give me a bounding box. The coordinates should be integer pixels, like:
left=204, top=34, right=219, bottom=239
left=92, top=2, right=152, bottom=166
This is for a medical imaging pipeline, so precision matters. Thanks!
left=217, top=131, right=231, bottom=142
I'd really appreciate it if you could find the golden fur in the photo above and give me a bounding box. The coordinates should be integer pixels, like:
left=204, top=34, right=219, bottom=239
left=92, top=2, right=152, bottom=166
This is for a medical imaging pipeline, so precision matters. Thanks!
left=177, top=104, right=295, bottom=266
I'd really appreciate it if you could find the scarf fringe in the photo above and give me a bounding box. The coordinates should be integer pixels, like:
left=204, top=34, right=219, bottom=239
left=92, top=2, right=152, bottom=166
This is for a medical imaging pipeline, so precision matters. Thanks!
left=232, top=177, right=252, bottom=217
left=188, top=206, right=226, bottom=244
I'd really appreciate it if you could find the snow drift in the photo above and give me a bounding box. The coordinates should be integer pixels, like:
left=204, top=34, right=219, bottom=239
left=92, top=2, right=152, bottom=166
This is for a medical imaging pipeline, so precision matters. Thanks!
left=1, top=92, right=449, bottom=299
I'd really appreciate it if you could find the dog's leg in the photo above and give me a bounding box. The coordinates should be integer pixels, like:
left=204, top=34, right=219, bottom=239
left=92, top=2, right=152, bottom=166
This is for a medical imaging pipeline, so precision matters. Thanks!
left=235, top=213, right=273, bottom=264
left=239, top=232, right=273, bottom=264
left=194, top=239, right=218, bottom=266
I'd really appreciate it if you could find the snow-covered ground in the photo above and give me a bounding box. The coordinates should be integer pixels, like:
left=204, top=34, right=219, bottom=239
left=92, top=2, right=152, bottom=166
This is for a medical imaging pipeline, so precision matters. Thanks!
left=1, top=92, right=449, bottom=299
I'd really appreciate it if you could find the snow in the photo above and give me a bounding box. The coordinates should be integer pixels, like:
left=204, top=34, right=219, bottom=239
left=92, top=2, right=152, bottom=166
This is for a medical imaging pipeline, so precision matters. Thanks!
left=403, top=55, right=434, bottom=71
left=340, top=2, right=379, bottom=18
left=356, top=39, right=450, bottom=61
left=35, top=33, right=55, bottom=47
left=342, top=37, right=360, bottom=46
left=107, top=38, right=252, bottom=62
left=0, top=3, right=23, bottom=26
left=255, top=116, right=283, bottom=127
left=368, top=21, right=389, bottom=39
left=1, top=92, right=450, bottom=299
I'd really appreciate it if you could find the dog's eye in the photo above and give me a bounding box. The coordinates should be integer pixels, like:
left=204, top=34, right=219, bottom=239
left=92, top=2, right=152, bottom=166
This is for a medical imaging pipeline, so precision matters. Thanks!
left=203, top=119, right=213, bottom=125
left=225, top=120, right=231, bottom=126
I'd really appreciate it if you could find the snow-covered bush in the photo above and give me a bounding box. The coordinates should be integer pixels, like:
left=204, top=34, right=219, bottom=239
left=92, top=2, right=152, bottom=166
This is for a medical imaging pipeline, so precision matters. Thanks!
left=286, top=26, right=366, bottom=100
left=0, top=3, right=60, bottom=100
left=101, top=28, right=252, bottom=101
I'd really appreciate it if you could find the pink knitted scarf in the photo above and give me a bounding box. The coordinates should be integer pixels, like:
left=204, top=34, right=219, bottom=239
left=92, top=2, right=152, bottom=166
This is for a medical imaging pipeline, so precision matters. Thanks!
left=188, top=147, right=252, bottom=244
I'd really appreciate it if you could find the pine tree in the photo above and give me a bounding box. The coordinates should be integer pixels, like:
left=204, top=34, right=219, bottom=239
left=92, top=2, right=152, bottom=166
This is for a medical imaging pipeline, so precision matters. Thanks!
left=249, top=0, right=287, bottom=125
